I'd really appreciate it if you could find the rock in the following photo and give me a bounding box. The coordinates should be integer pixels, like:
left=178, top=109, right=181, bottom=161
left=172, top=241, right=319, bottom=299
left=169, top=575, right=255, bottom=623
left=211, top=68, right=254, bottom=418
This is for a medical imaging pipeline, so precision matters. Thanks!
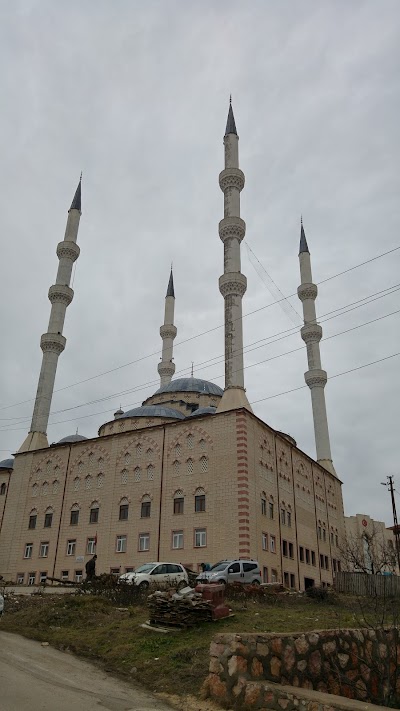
left=294, top=636, right=309, bottom=655
left=209, top=657, right=223, bottom=674
left=270, top=656, right=281, bottom=677
left=308, top=633, right=319, bottom=646
left=251, top=657, right=263, bottom=678
left=256, top=642, right=269, bottom=656
left=283, top=646, right=296, bottom=673
left=207, top=674, right=227, bottom=701
left=244, top=682, right=260, bottom=706
left=271, top=638, right=283, bottom=654
left=338, top=653, right=349, bottom=668
left=323, top=640, right=336, bottom=655
left=41, top=642, right=49, bottom=647
left=297, top=660, right=307, bottom=672
left=308, top=650, right=321, bottom=676
left=130, top=667, right=137, bottom=674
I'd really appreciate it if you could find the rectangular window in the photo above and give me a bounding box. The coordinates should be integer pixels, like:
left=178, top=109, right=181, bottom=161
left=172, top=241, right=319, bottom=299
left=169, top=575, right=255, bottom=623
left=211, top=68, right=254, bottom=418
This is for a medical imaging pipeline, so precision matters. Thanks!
left=119, top=504, right=129, bottom=520
left=195, top=495, right=206, bottom=512
left=305, top=548, right=310, bottom=564
left=325, top=555, right=329, bottom=570
left=332, top=559, right=337, bottom=572
left=262, top=532, right=268, bottom=551
left=44, top=513, right=53, bottom=528
left=28, top=572, right=36, bottom=586
left=174, top=497, right=184, bottom=514
left=28, top=514, right=37, bottom=530
left=283, top=571, right=289, bottom=587
left=282, top=540, right=288, bottom=557
left=141, top=501, right=151, bottom=518
left=125, top=567, right=134, bottom=573
left=290, top=573, right=295, bottom=589
left=280, top=509, right=286, bottom=525
left=335, top=534, right=339, bottom=547
left=289, top=542, right=294, bottom=559
left=320, top=553, right=324, bottom=569
left=323, top=529, right=326, bottom=542
left=271, top=568, right=278, bottom=583
left=17, top=573, right=25, bottom=585
left=318, top=526, right=322, bottom=539
left=270, top=535, right=276, bottom=553
left=337, top=560, right=341, bottom=572
left=299, top=546, right=304, bottom=562
left=61, top=570, right=69, bottom=581
left=172, top=530, right=184, bottom=549
left=263, top=566, right=268, bottom=583
left=194, top=528, right=206, bottom=548
left=138, top=533, right=150, bottom=551
left=87, top=538, right=96, bottom=554
left=24, top=543, right=33, bottom=559
left=67, top=539, right=76, bottom=556
left=311, top=550, right=316, bottom=566
left=70, top=510, right=79, bottom=525
left=330, top=532, right=334, bottom=544
left=269, top=502, right=274, bottom=519
left=116, top=535, right=127, bottom=553
left=261, top=498, right=266, bottom=515
left=89, top=507, right=99, bottom=524
left=39, top=572, right=47, bottom=584
left=75, top=570, right=83, bottom=583
left=39, top=542, right=49, bottom=558
left=110, top=567, right=120, bottom=576
left=287, top=511, right=292, bottom=528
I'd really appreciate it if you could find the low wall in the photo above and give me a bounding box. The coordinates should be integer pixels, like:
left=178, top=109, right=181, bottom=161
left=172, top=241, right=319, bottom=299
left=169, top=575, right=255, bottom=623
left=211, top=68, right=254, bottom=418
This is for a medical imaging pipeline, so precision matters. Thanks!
left=204, top=629, right=399, bottom=709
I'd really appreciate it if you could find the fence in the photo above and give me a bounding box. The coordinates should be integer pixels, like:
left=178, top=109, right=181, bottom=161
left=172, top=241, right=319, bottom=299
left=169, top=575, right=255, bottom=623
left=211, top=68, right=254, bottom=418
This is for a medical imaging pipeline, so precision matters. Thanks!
left=334, top=571, right=400, bottom=596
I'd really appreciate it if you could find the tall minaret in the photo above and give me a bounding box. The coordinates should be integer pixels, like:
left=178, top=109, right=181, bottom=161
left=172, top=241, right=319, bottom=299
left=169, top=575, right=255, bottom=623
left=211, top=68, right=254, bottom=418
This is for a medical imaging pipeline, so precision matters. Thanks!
left=216, top=100, right=252, bottom=413
left=19, top=179, right=82, bottom=453
left=157, top=269, right=177, bottom=387
left=297, top=220, right=335, bottom=475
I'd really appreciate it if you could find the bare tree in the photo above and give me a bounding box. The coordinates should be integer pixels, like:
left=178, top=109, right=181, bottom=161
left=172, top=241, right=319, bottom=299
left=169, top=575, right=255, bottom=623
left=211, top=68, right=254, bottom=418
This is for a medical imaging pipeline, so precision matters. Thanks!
left=340, top=526, right=397, bottom=575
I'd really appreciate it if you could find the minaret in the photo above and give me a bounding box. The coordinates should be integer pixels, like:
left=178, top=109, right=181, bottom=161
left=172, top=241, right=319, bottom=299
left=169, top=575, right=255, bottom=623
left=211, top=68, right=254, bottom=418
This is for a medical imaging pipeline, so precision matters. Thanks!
left=297, top=220, right=336, bottom=475
left=217, top=100, right=252, bottom=413
left=19, top=179, right=82, bottom=452
left=157, top=269, right=177, bottom=387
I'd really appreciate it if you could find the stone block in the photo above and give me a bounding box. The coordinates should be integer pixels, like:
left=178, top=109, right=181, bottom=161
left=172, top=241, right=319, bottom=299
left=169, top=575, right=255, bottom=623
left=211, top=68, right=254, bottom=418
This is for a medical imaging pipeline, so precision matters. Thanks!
left=294, top=636, right=309, bottom=655
left=278, top=699, right=290, bottom=709
left=297, top=660, right=307, bottom=672
left=210, top=641, right=225, bottom=657
left=271, top=638, right=283, bottom=654
left=283, top=646, right=296, bottom=673
left=209, top=657, right=223, bottom=674
left=244, top=682, right=261, bottom=706
left=270, top=656, right=282, bottom=677
left=228, top=654, right=248, bottom=677
left=308, top=650, right=321, bottom=676
left=251, top=657, right=264, bottom=678
left=308, top=633, right=319, bottom=646
left=338, top=653, right=349, bottom=668
left=257, top=642, right=269, bottom=656
left=207, top=673, right=228, bottom=701
left=322, top=640, right=336, bottom=655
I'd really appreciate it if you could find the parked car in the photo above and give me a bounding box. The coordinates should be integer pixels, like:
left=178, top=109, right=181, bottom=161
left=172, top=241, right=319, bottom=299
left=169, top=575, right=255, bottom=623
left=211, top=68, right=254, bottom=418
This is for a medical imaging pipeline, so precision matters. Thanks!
left=0, top=593, right=4, bottom=616
left=196, top=559, right=261, bottom=586
left=119, top=562, right=189, bottom=590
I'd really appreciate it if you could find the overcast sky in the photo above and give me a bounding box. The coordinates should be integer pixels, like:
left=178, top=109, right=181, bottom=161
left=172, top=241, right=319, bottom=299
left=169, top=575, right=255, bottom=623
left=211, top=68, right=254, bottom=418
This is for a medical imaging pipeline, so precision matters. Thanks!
left=0, top=1, right=399, bottom=525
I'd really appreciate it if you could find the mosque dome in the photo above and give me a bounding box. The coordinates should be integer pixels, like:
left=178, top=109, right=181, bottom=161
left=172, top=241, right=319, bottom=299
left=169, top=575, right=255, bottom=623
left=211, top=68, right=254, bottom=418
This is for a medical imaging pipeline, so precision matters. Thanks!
left=0, top=458, right=14, bottom=470
left=153, top=378, right=223, bottom=397
left=189, top=406, right=217, bottom=417
left=57, top=434, right=89, bottom=444
left=117, top=405, right=185, bottom=420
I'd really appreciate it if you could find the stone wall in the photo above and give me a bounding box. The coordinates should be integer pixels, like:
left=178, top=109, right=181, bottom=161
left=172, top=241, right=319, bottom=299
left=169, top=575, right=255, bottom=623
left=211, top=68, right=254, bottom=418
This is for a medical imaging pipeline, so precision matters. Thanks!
left=204, top=630, right=399, bottom=709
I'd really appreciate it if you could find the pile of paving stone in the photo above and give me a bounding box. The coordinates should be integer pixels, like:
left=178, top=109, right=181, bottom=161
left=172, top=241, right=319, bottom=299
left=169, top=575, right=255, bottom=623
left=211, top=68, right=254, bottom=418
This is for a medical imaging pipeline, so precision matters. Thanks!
left=147, top=587, right=213, bottom=627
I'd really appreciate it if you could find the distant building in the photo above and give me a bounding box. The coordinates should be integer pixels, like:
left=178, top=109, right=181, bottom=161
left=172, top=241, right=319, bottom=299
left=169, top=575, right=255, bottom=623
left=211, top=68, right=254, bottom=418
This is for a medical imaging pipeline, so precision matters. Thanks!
left=344, top=514, right=399, bottom=574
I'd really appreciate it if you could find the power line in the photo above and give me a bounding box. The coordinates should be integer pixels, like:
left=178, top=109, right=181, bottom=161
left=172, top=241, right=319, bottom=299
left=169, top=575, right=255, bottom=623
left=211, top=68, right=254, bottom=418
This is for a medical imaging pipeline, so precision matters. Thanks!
left=1, top=242, right=399, bottom=413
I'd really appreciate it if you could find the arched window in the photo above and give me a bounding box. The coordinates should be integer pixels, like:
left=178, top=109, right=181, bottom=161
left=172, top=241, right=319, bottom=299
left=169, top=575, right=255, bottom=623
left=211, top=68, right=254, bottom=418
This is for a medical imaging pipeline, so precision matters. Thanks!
left=195, top=487, right=206, bottom=512
left=78, top=461, right=84, bottom=473
left=46, top=460, right=52, bottom=473
left=199, top=439, right=206, bottom=451
left=0, top=483, right=6, bottom=496
left=52, top=480, right=59, bottom=495
left=124, top=452, right=131, bottom=466
left=175, top=443, right=182, bottom=457
left=119, top=497, right=129, bottom=521
left=146, top=448, right=153, bottom=457
left=187, top=434, right=194, bottom=450
left=121, top=468, right=128, bottom=485
left=187, top=458, right=194, bottom=474
left=173, top=460, right=180, bottom=476
left=147, top=464, right=154, bottom=481
left=200, top=456, right=208, bottom=472
left=73, top=476, right=80, bottom=491
left=134, top=467, right=141, bottom=482
left=136, top=443, right=142, bottom=458
left=141, top=495, right=151, bottom=518
left=85, top=475, right=92, bottom=490
left=97, top=473, right=104, bottom=488
left=32, top=483, right=39, bottom=497
left=88, top=452, right=94, bottom=465
left=173, top=490, right=184, bottom=514
left=98, top=457, right=104, bottom=466
left=42, top=481, right=49, bottom=496
left=70, top=503, right=80, bottom=525
left=89, top=501, right=99, bottom=524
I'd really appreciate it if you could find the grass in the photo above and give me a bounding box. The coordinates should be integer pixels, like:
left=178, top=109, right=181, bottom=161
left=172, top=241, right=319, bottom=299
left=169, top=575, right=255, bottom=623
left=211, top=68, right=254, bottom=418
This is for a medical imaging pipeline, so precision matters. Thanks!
left=1, top=590, right=361, bottom=697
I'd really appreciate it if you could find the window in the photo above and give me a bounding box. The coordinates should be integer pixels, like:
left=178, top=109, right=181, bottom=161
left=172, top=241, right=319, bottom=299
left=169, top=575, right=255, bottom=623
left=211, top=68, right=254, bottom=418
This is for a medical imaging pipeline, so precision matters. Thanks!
left=89, top=505, right=99, bottom=524
left=263, top=567, right=269, bottom=583
left=0, top=483, right=6, bottom=495
left=174, top=497, right=184, bottom=514
left=335, top=534, right=339, bottom=547
left=194, top=528, right=206, bottom=547
left=325, top=555, right=329, bottom=570
left=289, top=542, right=294, bottom=559
left=318, top=526, right=322, bottom=539
left=39, top=572, right=47, bottom=584
left=119, top=503, right=129, bottom=520
left=281, top=509, right=286, bottom=525
left=116, top=535, right=127, bottom=553
left=287, top=511, right=292, bottom=528
left=29, top=514, right=37, bottom=530
left=271, top=569, right=278, bottom=583
left=147, top=465, right=154, bottom=481
left=282, top=540, right=288, bottom=557
left=17, top=573, right=25, bottom=585
left=24, top=543, right=33, bottom=559
left=269, top=502, right=274, bottom=519
left=299, top=546, right=304, bottom=562
left=110, top=567, right=120, bottom=576
left=187, top=434, right=194, bottom=449
left=141, top=501, right=151, bottom=518
left=172, top=531, right=184, bottom=549
left=73, top=477, right=80, bottom=491
left=332, top=559, right=337, bottom=572
left=305, top=548, right=310, bottom=564
left=138, top=533, right=150, bottom=551
left=261, top=498, right=266, bottom=515
left=39, top=542, right=49, bottom=558
left=187, top=458, right=194, bottom=474
left=28, top=572, right=36, bottom=586
left=270, top=535, right=276, bottom=553
left=290, top=573, right=296, bottom=589
left=337, top=560, right=341, bottom=572
left=330, top=532, right=334, bottom=544
left=323, top=529, right=326, bottom=542
left=262, top=532, right=268, bottom=551
left=134, top=467, right=141, bottom=482
left=87, top=537, right=96, bottom=555
left=320, top=554, right=324, bottom=569
left=195, top=495, right=206, bottom=512
left=70, top=509, right=79, bottom=525
left=75, top=570, right=83, bottom=583
left=311, top=551, right=316, bottom=566
left=283, top=572, right=289, bottom=587
left=61, top=570, right=69, bottom=581
left=67, top=540, right=76, bottom=556
left=44, top=512, right=53, bottom=528
left=200, top=456, right=208, bottom=472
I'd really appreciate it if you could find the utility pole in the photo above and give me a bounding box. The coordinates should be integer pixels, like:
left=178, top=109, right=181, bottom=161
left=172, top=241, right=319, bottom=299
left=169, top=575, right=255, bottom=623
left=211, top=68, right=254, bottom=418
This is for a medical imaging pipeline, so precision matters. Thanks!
left=381, top=476, right=400, bottom=572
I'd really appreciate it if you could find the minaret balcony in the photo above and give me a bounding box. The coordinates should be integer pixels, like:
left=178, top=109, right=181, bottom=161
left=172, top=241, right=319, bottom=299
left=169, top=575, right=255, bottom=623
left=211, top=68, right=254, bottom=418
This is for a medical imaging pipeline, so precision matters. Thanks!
left=157, top=362, right=175, bottom=377
left=40, top=332, right=66, bottom=355
left=219, top=272, right=247, bottom=297
left=56, top=241, right=80, bottom=262
left=304, top=369, right=327, bottom=388
left=219, top=216, right=246, bottom=243
left=48, top=284, right=74, bottom=306
left=160, top=324, right=177, bottom=339
left=219, top=168, right=245, bottom=192
left=297, top=282, right=318, bottom=302
left=301, top=323, right=323, bottom=344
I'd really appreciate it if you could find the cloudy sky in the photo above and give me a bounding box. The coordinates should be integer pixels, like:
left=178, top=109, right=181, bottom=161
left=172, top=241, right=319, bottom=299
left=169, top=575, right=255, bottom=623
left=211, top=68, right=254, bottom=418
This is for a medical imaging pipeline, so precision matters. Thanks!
left=0, top=1, right=399, bottom=525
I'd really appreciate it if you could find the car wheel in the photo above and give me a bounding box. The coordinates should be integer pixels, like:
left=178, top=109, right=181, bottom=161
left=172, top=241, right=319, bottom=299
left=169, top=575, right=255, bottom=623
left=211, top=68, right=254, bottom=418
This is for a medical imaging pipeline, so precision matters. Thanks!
left=177, top=580, right=187, bottom=590
left=252, top=580, right=260, bottom=585
left=138, top=580, right=149, bottom=591
left=217, top=579, right=226, bottom=585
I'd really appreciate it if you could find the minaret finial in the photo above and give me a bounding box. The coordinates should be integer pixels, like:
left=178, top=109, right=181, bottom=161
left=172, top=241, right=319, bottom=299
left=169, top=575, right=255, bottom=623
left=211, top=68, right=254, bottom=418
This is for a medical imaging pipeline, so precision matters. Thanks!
left=225, top=99, right=237, bottom=136
left=191, top=362, right=194, bottom=378
left=166, top=268, right=175, bottom=298
left=70, top=175, right=82, bottom=212
left=158, top=268, right=177, bottom=387
left=299, top=216, right=309, bottom=254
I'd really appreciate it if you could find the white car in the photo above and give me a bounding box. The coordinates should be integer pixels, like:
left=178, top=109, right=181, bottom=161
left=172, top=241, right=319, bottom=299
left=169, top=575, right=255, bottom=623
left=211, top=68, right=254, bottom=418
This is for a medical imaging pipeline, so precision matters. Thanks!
left=0, top=593, right=4, bottom=616
left=119, top=562, right=189, bottom=591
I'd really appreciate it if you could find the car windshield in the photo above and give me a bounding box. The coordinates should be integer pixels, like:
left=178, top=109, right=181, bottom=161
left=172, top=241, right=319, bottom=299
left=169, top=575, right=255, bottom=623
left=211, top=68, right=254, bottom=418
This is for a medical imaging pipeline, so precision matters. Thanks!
left=134, top=563, right=157, bottom=574
left=209, top=561, right=231, bottom=572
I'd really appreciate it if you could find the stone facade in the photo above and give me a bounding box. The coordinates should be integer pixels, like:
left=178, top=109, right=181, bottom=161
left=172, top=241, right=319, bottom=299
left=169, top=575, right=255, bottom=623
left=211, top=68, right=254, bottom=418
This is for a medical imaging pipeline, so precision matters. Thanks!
left=205, top=629, right=400, bottom=708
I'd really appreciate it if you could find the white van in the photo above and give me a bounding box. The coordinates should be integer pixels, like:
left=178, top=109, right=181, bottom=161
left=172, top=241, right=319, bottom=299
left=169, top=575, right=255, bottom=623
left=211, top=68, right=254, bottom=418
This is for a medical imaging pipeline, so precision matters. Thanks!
left=196, top=559, right=261, bottom=586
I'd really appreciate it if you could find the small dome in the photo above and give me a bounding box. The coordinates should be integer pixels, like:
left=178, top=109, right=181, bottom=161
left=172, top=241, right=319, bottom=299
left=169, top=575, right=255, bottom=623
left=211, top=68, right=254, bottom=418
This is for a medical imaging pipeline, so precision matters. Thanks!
left=57, top=434, right=88, bottom=444
left=276, top=431, right=297, bottom=447
left=0, top=457, right=14, bottom=470
left=114, top=408, right=124, bottom=419
left=189, top=407, right=217, bottom=418
left=119, top=405, right=185, bottom=420
left=153, top=378, right=223, bottom=397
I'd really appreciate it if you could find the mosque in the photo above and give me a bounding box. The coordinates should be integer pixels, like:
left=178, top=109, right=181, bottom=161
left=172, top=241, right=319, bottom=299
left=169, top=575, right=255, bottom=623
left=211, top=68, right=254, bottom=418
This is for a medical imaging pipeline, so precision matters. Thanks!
left=0, top=104, right=346, bottom=590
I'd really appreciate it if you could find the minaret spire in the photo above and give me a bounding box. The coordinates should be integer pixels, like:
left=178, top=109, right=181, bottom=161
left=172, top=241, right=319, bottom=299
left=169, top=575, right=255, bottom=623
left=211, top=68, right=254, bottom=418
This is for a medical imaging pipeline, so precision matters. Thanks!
left=216, top=101, right=252, bottom=413
left=19, top=178, right=82, bottom=452
left=157, top=268, right=177, bottom=387
left=297, top=220, right=335, bottom=475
